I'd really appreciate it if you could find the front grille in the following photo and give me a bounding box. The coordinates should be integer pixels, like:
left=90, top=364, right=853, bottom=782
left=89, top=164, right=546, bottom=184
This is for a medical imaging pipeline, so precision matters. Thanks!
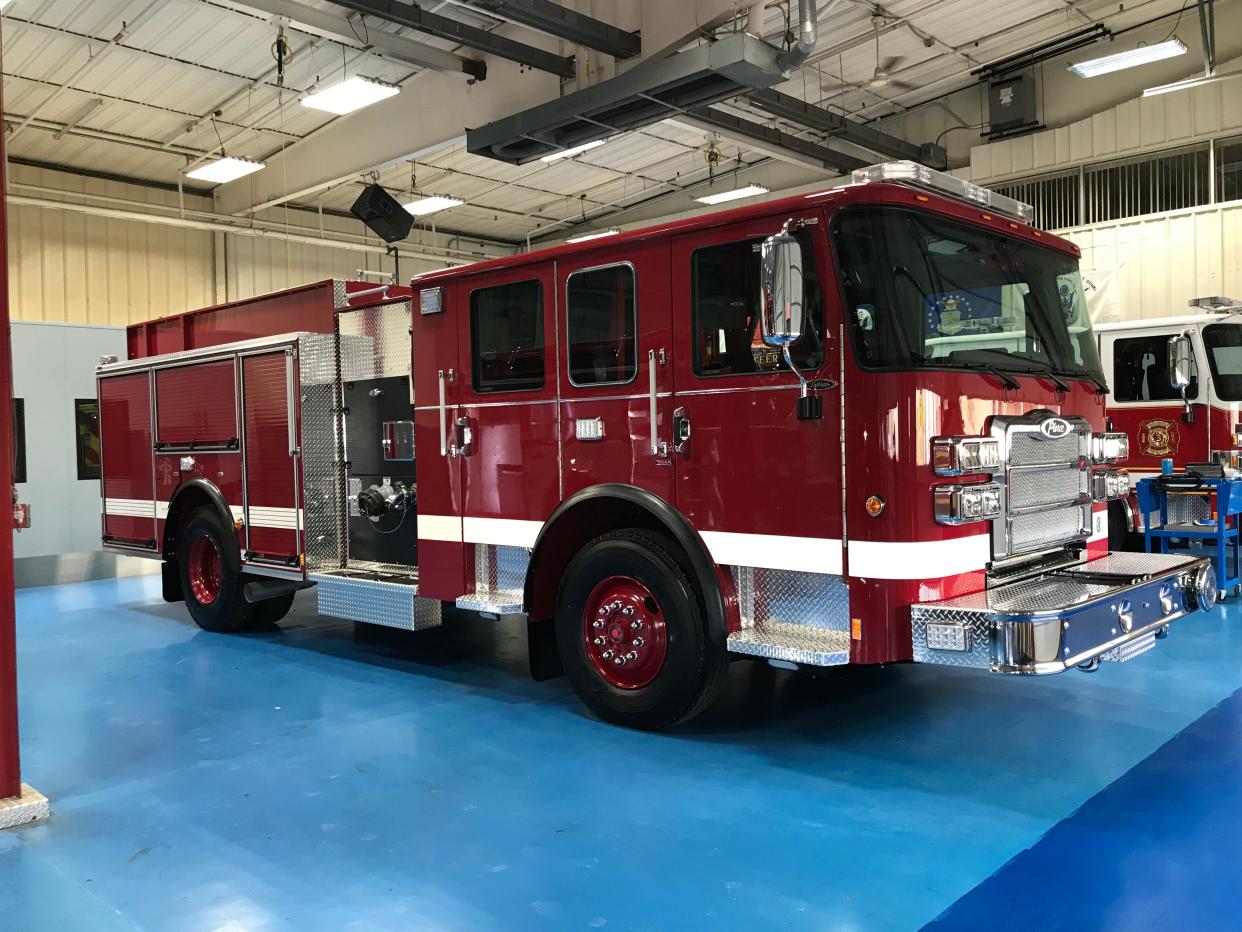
left=1010, top=506, right=1088, bottom=553
left=1009, top=432, right=1081, bottom=466
left=1008, top=465, right=1088, bottom=512
left=992, top=413, right=1092, bottom=560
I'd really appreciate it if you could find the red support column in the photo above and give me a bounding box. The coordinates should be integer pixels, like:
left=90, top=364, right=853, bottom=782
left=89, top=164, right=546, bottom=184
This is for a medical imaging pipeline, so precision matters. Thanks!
left=0, top=66, right=20, bottom=802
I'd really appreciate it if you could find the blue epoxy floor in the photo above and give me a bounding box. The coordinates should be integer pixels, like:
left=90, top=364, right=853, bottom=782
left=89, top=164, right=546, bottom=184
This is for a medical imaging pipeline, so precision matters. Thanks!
left=3, top=575, right=1242, bottom=931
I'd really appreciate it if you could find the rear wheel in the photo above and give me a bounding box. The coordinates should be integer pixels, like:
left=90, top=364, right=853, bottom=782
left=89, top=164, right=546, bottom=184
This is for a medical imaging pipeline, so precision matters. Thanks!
left=554, top=529, right=727, bottom=730
left=178, top=508, right=255, bottom=633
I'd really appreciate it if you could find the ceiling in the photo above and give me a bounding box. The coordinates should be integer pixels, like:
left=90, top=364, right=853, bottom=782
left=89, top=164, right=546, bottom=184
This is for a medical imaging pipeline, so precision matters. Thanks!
left=0, top=0, right=1200, bottom=248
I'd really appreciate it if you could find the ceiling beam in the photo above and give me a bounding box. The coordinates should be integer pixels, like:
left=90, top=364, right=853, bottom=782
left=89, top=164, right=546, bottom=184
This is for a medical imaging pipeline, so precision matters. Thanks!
left=322, top=0, right=575, bottom=77
left=459, top=0, right=640, bottom=59
left=680, top=107, right=869, bottom=175
left=746, top=89, right=946, bottom=168
left=216, top=0, right=485, bottom=79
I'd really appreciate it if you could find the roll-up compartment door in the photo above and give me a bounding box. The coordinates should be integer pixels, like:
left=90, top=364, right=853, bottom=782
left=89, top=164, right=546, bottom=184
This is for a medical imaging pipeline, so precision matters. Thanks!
left=100, top=373, right=156, bottom=548
left=241, top=351, right=300, bottom=565
left=155, top=359, right=238, bottom=450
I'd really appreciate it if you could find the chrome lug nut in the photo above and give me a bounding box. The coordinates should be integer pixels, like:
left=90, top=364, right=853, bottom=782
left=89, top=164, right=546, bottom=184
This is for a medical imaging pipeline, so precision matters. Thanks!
left=613, top=656, right=625, bottom=666
left=593, top=619, right=604, bottom=629
left=602, top=650, right=614, bottom=660
left=625, top=652, right=637, bottom=662
left=630, top=620, right=643, bottom=630
left=598, top=607, right=608, bottom=616
left=621, top=606, right=635, bottom=616
left=632, top=637, right=645, bottom=648
left=593, top=637, right=605, bottom=646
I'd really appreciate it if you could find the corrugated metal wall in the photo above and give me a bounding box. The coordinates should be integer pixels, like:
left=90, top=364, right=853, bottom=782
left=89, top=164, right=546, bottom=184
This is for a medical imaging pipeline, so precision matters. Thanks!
left=7, top=166, right=215, bottom=325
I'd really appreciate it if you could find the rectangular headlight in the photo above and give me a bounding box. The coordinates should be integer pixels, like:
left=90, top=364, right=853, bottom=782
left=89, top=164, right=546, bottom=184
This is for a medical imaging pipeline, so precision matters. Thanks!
left=1092, top=469, right=1130, bottom=501
left=932, top=437, right=1001, bottom=476
left=934, top=482, right=1003, bottom=525
left=1092, top=432, right=1129, bottom=464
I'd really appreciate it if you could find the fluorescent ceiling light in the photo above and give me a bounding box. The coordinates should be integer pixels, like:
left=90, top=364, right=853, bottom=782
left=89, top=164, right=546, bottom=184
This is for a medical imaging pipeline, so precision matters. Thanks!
left=1068, top=38, right=1186, bottom=78
left=302, top=75, right=400, bottom=115
left=404, top=195, right=464, bottom=216
left=565, top=229, right=620, bottom=243
left=695, top=184, right=769, bottom=206
left=185, top=156, right=265, bottom=184
left=540, top=139, right=606, bottom=162
left=1144, top=71, right=1242, bottom=96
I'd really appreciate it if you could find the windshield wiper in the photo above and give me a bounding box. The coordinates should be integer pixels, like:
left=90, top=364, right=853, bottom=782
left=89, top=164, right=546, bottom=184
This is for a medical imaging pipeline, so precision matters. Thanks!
left=951, top=361, right=1020, bottom=390
left=1030, top=367, right=1070, bottom=392
left=1060, top=369, right=1109, bottom=395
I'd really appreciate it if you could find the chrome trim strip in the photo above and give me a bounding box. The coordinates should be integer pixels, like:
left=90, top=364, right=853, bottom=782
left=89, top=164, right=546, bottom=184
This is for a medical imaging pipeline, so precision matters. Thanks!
left=97, top=333, right=306, bottom=374
left=648, top=348, right=658, bottom=455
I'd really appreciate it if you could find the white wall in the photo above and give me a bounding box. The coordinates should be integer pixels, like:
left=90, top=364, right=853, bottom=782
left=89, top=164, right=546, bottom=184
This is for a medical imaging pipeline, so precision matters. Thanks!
left=10, top=321, right=124, bottom=559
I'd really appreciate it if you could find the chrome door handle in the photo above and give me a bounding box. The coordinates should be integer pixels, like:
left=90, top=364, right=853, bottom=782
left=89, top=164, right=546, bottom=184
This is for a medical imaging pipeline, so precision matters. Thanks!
left=648, top=349, right=658, bottom=455
left=673, top=406, right=691, bottom=454
left=437, top=368, right=452, bottom=456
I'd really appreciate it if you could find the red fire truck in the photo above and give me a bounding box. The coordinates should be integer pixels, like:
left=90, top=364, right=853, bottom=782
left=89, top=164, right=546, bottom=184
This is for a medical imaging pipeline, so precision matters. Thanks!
left=1097, top=298, right=1242, bottom=546
left=99, top=163, right=1216, bottom=730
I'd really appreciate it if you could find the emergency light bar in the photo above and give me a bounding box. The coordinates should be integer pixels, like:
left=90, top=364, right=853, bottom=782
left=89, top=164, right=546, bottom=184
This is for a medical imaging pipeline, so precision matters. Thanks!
left=851, top=161, right=1036, bottom=224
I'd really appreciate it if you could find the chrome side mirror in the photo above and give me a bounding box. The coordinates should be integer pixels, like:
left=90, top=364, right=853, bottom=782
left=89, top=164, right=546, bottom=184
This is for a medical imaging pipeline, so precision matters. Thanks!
left=760, top=224, right=805, bottom=348
left=1168, top=333, right=1195, bottom=424
left=1168, top=333, right=1193, bottom=390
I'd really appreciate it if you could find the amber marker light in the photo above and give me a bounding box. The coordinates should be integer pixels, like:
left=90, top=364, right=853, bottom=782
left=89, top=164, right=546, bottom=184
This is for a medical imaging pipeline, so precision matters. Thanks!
left=865, top=495, right=885, bottom=517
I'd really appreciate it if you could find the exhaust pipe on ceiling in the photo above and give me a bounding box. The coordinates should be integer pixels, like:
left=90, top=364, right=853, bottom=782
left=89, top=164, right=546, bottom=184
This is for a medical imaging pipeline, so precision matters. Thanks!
left=777, top=0, right=820, bottom=72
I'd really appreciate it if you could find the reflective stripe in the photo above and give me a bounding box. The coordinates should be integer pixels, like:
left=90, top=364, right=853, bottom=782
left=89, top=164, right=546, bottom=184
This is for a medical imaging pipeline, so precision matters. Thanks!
left=419, top=514, right=463, bottom=543
left=1088, top=509, right=1108, bottom=543
left=463, top=517, right=542, bottom=548
left=700, top=530, right=843, bottom=575
left=847, top=535, right=990, bottom=579
left=248, top=506, right=300, bottom=530
left=104, top=498, right=154, bottom=517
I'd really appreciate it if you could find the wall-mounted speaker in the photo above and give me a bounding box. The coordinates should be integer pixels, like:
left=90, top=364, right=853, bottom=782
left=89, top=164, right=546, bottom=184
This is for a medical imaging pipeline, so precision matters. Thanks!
left=350, top=183, right=413, bottom=244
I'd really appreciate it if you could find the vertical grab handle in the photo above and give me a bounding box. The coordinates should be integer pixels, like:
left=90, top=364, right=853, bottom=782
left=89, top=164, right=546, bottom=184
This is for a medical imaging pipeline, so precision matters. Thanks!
left=285, top=349, right=298, bottom=457
left=438, top=369, right=449, bottom=456
left=648, top=349, right=658, bottom=455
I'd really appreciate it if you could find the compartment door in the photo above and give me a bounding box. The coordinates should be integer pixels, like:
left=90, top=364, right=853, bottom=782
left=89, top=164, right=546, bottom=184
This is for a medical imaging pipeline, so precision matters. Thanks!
left=100, top=372, right=156, bottom=549
left=241, top=349, right=300, bottom=566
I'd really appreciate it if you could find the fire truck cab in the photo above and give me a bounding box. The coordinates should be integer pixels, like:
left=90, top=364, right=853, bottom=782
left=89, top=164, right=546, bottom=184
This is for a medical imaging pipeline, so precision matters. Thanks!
left=98, top=163, right=1217, bottom=730
left=1097, top=297, right=1242, bottom=544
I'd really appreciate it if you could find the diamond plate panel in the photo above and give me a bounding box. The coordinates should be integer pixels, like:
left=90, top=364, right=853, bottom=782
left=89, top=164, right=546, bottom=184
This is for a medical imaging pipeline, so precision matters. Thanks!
left=727, top=567, right=850, bottom=666
left=0, top=784, right=49, bottom=830
left=1076, top=551, right=1198, bottom=575
left=1168, top=493, right=1212, bottom=526
left=299, top=333, right=344, bottom=571
left=338, top=302, right=413, bottom=382
left=459, top=543, right=528, bottom=614
left=1009, top=504, right=1089, bottom=553
left=911, top=604, right=994, bottom=669
left=1101, top=630, right=1157, bottom=663
left=1008, top=465, right=1087, bottom=511
left=312, top=573, right=441, bottom=630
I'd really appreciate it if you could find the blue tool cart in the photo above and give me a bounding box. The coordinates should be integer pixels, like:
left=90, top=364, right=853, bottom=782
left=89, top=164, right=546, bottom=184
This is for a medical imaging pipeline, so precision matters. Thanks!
left=1136, top=475, right=1242, bottom=598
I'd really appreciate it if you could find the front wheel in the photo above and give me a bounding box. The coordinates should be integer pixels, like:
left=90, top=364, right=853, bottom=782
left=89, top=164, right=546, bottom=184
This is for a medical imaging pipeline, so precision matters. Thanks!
left=178, top=508, right=256, bottom=633
left=554, top=529, right=727, bottom=730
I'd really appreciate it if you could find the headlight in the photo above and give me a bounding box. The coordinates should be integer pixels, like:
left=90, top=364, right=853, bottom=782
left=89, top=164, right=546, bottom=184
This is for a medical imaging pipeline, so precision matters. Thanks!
left=933, top=482, right=1003, bottom=525
left=1091, top=469, right=1130, bottom=501
left=1092, top=432, right=1129, bottom=464
left=932, top=437, right=1001, bottom=476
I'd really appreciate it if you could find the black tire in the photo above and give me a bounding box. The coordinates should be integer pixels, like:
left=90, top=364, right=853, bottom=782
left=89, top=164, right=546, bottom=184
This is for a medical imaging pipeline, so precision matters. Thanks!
left=1107, top=501, right=1143, bottom=552
left=177, top=507, right=256, bottom=633
left=249, top=591, right=295, bottom=626
left=554, top=529, right=728, bottom=730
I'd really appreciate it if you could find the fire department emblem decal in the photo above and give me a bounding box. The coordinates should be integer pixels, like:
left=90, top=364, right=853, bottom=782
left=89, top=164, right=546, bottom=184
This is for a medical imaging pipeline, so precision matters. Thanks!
left=1138, top=418, right=1178, bottom=457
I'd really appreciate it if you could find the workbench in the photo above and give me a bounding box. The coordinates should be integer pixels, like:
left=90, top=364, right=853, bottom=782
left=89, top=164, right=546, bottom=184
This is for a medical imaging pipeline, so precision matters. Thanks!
left=1136, top=475, right=1242, bottom=598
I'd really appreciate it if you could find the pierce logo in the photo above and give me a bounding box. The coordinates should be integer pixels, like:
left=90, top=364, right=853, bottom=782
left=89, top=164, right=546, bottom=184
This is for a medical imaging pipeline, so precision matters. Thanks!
left=1038, top=417, right=1072, bottom=440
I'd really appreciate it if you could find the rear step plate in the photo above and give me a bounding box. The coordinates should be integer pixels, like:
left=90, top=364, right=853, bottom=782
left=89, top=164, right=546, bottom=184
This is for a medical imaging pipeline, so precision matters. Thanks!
left=311, top=572, right=441, bottom=631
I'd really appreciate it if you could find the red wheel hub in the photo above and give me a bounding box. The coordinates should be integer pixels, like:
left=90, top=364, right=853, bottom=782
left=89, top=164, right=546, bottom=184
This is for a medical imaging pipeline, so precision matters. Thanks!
left=583, top=576, right=668, bottom=689
left=187, top=533, right=223, bottom=606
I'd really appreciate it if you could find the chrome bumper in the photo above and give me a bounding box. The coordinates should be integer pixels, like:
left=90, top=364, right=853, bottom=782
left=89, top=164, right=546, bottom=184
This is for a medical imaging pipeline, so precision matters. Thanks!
left=911, top=552, right=1214, bottom=674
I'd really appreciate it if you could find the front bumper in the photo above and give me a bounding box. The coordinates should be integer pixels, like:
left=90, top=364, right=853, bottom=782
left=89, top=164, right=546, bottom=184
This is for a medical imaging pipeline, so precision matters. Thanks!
left=911, top=552, right=1214, bottom=674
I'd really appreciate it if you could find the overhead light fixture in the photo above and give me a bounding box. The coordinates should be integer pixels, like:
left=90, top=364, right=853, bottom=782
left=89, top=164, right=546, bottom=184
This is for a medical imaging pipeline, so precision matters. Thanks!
left=1068, top=38, right=1186, bottom=78
left=185, top=156, right=265, bottom=184
left=1143, top=70, right=1242, bottom=96
left=540, top=139, right=606, bottom=162
left=695, top=184, right=769, bottom=206
left=404, top=195, right=464, bottom=217
left=302, top=76, right=401, bottom=115
left=565, top=229, right=620, bottom=243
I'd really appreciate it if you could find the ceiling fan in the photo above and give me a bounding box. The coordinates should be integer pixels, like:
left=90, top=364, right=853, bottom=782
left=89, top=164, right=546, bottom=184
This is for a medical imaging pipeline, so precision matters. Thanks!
left=866, top=13, right=915, bottom=91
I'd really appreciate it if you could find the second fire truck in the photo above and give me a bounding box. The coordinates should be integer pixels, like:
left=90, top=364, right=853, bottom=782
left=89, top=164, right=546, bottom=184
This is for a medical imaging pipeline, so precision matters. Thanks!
left=98, top=163, right=1216, bottom=730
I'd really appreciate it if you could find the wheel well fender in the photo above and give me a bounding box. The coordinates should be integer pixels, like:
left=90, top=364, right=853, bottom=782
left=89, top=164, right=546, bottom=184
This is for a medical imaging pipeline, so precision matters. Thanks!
left=163, top=479, right=235, bottom=562
left=523, top=484, right=732, bottom=639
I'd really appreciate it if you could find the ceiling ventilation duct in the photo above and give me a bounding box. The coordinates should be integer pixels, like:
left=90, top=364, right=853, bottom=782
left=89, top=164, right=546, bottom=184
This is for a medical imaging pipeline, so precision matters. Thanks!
left=467, top=0, right=820, bottom=164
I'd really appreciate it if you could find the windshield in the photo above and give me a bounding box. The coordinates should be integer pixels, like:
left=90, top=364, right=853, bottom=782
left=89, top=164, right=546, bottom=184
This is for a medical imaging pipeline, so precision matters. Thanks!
left=1202, top=323, right=1242, bottom=400
left=833, top=207, right=1104, bottom=381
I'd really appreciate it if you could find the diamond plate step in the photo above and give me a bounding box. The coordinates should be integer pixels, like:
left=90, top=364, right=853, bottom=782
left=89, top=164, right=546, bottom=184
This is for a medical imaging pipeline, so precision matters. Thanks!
left=311, top=572, right=441, bottom=631
left=728, top=623, right=850, bottom=666
left=1101, top=630, right=1158, bottom=663
left=456, top=589, right=524, bottom=616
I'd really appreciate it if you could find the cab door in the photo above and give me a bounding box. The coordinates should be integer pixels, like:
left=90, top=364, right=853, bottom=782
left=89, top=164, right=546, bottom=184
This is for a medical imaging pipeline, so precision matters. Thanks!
left=455, top=265, right=561, bottom=559
left=557, top=240, right=675, bottom=504
left=669, top=210, right=844, bottom=575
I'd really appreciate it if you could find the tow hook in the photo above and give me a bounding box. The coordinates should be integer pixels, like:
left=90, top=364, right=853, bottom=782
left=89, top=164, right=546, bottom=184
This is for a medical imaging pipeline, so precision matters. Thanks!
left=1076, top=657, right=1102, bottom=673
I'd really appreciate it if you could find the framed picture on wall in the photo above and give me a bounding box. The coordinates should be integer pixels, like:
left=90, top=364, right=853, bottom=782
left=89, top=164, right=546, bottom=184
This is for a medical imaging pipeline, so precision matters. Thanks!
left=75, top=399, right=101, bottom=481
left=13, top=398, right=26, bottom=484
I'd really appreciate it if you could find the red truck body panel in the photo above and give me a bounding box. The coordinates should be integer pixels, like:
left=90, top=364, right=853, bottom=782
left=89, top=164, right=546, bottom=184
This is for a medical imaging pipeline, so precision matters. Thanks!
left=126, top=280, right=411, bottom=359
